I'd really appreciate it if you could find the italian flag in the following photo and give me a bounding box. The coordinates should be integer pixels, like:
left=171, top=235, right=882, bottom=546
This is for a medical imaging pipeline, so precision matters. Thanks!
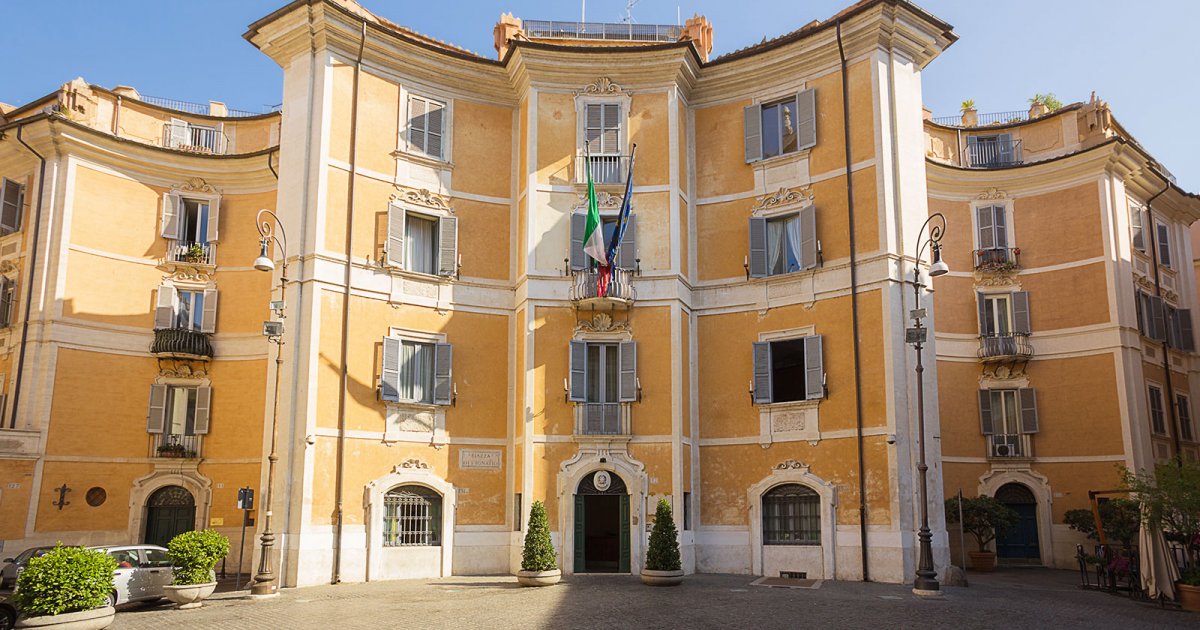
left=583, top=159, right=607, bottom=265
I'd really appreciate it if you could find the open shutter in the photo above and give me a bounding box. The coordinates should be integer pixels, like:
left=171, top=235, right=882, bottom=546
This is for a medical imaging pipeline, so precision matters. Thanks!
left=433, top=342, right=453, bottom=406
left=193, top=386, right=212, bottom=435
left=569, top=340, right=587, bottom=402
left=1012, top=291, right=1031, bottom=335
left=619, top=341, right=637, bottom=403
left=206, top=196, right=221, bottom=242
left=748, top=216, right=768, bottom=277
left=200, top=288, right=218, bottom=333
left=799, top=205, right=818, bottom=270
left=570, top=212, right=587, bottom=271
left=1131, top=206, right=1145, bottom=251
left=155, top=285, right=176, bottom=329
left=796, top=88, right=816, bottom=151
left=425, top=100, right=445, bottom=159
left=965, top=135, right=979, bottom=166
left=386, top=202, right=405, bottom=267
left=0, top=179, right=21, bottom=233
left=1150, top=295, right=1167, bottom=342
left=160, top=193, right=181, bottom=239
left=743, top=104, right=763, bottom=163
left=976, top=293, right=988, bottom=335
left=993, top=206, right=1007, bottom=249
left=380, top=336, right=401, bottom=402
left=1181, top=309, right=1195, bottom=352
left=998, top=133, right=1014, bottom=164
left=804, top=335, right=824, bottom=400
left=409, top=97, right=428, bottom=154
left=1018, top=388, right=1039, bottom=433
left=147, top=384, right=167, bottom=434
left=1168, top=308, right=1182, bottom=348
left=168, top=118, right=189, bottom=148
left=978, top=390, right=994, bottom=435
left=976, top=205, right=994, bottom=250
left=1157, top=223, right=1172, bottom=267
left=752, top=341, right=772, bottom=404
left=437, top=215, right=458, bottom=277
left=617, top=215, right=637, bottom=269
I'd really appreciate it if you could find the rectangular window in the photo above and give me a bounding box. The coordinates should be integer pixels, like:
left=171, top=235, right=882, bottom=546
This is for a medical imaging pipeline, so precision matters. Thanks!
left=743, top=89, right=815, bottom=163
left=762, top=486, right=820, bottom=545
left=404, top=214, right=439, bottom=275
left=989, top=390, right=1021, bottom=435
left=966, top=133, right=1019, bottom=167
left=398, top=340, right=435, bottom=404
left=568, top=340, right=636, bottom=435
left=1178, top=394, right=1194, bottom=442
left=586, top=343, right=620, bottom=404
left=975, top=205, right=1008, bottom=252
left=175, top=290, right=205, bottom=331
left=383, top=487, right=441, bottom=547
left=407, top=96, right=446, bottom=160
left=0, top=178, right=23, bottom=235
left=981, top=295, right=1012, bottom=337
left=753, top=336, right=824, bottom=404
left=1156, top=222, right=1172, bottom=267
left=180, top=199, right=211, bottom=244
left=747, top=206, right=817, bottom=278
left=760, top=97, right=799, bottom=159
left=766, top=214, right=802, bottom=276
left=165, top=386, right=197, bottom=436
left=769, top=338, right=807, bottom=403
left=1149, top=386, right=1167, bottom=436
left=1130, top=202, right=1146, bottom=252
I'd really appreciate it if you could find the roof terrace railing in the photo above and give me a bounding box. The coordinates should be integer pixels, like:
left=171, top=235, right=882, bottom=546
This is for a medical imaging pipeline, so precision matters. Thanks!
left=523, top=20, right=683, bottom=42
left=141, top=95, right=274, bottom=118
left=931, top=110, right=1030, bottom=127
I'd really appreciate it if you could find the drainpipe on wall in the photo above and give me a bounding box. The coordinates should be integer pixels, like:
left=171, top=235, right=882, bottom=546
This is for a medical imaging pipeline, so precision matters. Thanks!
left=8, top=120, right=49, bottom=430
left=332, top=19, right=368, bottom=586
left=1144, top=181, right=1184, bottom=460
left=836, top=20, right=871, bottom=582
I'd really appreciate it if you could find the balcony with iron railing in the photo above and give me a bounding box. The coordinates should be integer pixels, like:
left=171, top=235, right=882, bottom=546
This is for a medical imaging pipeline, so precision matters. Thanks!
left=987, top=433, right=1032, bottom=460
left=151, top=328, right=214, bottom=359
left=141, top=95, right=273, bottom=118
left=150, top=433, right=201, bottom=459
left=966, top=138, right=1023, bottom=168
left=974, top=247, right=1020, bottom=272
left=167, top=241, right=217, bottom=267
left=570, top=267, right=635, bottom=308
left=524, top=20, right=683, bottom=42
left=978, top=333, right=1033, bottom=363
left=575, top=154, right=633, bottom=185
left=932, top=110, right=1030, bottom=127
left=163, top=120, right=228, bottom=154
left=575, top=402, right=631, bottom=437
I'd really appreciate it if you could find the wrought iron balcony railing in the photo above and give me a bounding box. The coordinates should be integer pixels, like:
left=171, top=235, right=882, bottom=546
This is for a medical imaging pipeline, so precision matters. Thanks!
left=524, top=20, right=683, bottom=42
left=152, top=328, right=214, bottom=359
left=932, top=110, right=1029, bottom=127
left=168, top=240, right=217, bottom=266
left=987, top=433, right=1032, bottom=459
left=974, top=247, right=1020, bottom=271
left=966, top=138, right=1023, bottom=168
left=570, top=268, right=635, bottom=305
left=576, top=402, right=630, bottom=436
left=978, top=333, right=1033, bottom=362
left=575, top=154, right=632, bottom=185
left=151, top=433, right=201, bottom=459
left=163, top=120, right=228, bottom=154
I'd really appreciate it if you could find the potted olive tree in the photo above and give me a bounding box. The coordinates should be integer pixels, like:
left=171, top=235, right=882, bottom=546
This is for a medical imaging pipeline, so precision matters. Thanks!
left=163, top=530, right=230, bottom=609
left=516, top=501, right=560, bottom=587
left=13, top=544, right=116, bottom=629
left=944, top=495, right=1018, bottom=572
left=641, top=498, right=683, bottom=586
left=1122, top=458, right=1200, bottom=611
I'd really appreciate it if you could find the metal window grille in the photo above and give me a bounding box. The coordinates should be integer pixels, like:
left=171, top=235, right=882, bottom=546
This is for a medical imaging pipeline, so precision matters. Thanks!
left=383, top=487, right=441, bottom=547
left=762, top=485, right=819, bottom=545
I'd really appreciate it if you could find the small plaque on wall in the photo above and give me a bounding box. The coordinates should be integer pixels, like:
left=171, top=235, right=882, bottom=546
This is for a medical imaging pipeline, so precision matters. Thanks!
left=209, top=517, right=225, bottom=527
left=458, top=449, right=502, bottom=470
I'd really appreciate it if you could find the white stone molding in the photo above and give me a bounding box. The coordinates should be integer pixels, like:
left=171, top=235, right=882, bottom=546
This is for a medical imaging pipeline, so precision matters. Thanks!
left=391, top=185, right=453, bottom=213
left=977, top=468, right=1054, bottom=567
left=127, top=466, right=213, bottom=544
left=574, top=77, right=627, bottom=97
left=751, top=186, right=814, bottom=217
left=747, top=460, right=837, bottom=578
left=363, top=461, right=456, bottom=581
left=556, top=448, right=648, bottom=575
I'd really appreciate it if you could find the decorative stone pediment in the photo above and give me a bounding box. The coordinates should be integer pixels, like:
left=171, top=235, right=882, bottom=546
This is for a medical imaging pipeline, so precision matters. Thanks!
left=157, top=361, right=209, bottom=380
left=752, top=186, right=813, bottom=215
left=575, top=312, right=629, bottom=333
left=575, top=190, right=623, bottom=210
left=395, top=458, right=429, bottom=471
left=392, top=186, right=452, bottom=212
left=576, top=77, right=625, bottom=97
left=973, top=270, right=1019, bottom=288
left=775, top=458, right=810, bottom=471
left=162, top=268, right=214, bottom=284
left=172, top=177, right=218, bottom=194
left=978, top=187, right=1008, bottom=200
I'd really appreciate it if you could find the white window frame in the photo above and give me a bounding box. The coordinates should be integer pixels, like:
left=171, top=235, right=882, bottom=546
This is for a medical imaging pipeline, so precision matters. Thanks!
left=1155, top=220, right=1172, bottom=268
left=1177, top=392, right=1195, bottom=443
left=575, top=94, right=630, bottom=158
left=755, top=326, right=821, bottom=444
left=1148, top=383, right=1168, bottom=437
left=1129, top=198, right=1148, bottom=254
left=383, top=327, right=449, bottom=444
left=969, top=199, right=1015, bottom=252
left=981, top=294, right=1013, bottom=336
left=399, top=88, right=452, bottom=164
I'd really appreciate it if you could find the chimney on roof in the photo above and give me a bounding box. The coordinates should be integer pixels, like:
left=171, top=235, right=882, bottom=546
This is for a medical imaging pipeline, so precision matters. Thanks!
left=679, top=15, right=713, bottom=62
left=493, top=13, right=524, bottom=60
left=112, top=85, right=141, bottom=100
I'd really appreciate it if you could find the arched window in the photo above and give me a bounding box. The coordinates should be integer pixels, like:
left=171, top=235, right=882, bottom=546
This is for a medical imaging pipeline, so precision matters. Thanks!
left=762, top=484, right=819, bottom=545
left=383, top=485, right=442, bottom=547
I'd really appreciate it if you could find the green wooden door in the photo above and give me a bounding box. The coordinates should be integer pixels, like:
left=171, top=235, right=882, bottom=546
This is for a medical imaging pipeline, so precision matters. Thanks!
left=145, top=505, right=195, bottom=548
left=573, top=495, right=585, bottom=573
left=619, top=494, right=630, bottom=573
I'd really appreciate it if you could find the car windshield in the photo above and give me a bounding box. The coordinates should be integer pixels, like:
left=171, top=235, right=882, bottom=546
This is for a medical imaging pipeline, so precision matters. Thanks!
left=16, top=548, right=50, bottom=563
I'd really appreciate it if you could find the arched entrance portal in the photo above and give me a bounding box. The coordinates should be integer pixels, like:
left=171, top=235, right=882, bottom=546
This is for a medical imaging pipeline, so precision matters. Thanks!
left=144, top=485, right=196, bottom=548
left=574, top=471, right=630, bottom=573
left=994, top=482, right=1040, bottom=562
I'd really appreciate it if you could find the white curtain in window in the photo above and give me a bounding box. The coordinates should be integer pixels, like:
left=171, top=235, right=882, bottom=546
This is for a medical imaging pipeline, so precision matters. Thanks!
left=784, top=215, right=803, bottom=272
left=406, top=217, right=435, bottom=274
left=767, top=220, right=785, bottom=275
left=400, top=341, right=434, bottom=403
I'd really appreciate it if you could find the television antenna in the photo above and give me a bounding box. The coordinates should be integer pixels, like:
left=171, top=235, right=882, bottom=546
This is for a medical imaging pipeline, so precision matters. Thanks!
left=620, top=0, right=640, bottom=23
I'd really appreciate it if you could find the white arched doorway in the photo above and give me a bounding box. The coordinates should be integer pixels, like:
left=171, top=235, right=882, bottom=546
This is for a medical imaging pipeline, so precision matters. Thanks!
left=557, top=448, right=647, bottom=575
left=364, top=459, right=456, bottom=581
left=748, top=460, right=837, bottom=579
left=978, top=468, right=1053, bottom=567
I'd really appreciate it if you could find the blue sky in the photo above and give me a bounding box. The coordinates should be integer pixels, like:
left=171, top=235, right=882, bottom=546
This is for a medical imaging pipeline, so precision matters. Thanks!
left=7, top=1, right=1198, bottom=189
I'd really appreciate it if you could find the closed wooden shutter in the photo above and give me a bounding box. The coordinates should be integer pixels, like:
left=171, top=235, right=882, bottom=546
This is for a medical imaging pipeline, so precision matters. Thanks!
left=804, top=335, right=824, bottom=400
left=966, top=135, right=978, bottom=166
left=0, top=179, right=22, bottom=234
left=617, top=215, right=637, bottom=269
left=976, top=293, right=988, bottom=335
left=1012, top=291, right=1031, bottom=335
left=155, top=285, right=177, bottom=329
left=409, top=97, right=428, bottom=154
left=147, top=384, right=168, bottom=434
left=976, top=206, right=994, bottom=250
left=425, top=100, right=445, bottom=159
left=206, top=196, right=221, bottom=242
left=993, top=206, right=1007, bottom=249
left=381, top=336, right=401, bottom=402
left=569, top=340, right=587, bottom=402
left=752, top=341, right=772, bottom=404
left=619, top=341, right=637, bottom=403
left=799, top=205, right=818, bottom=270
left=748, top=216, right=768, bottom=278
left=160, top=193, right=181, bottom=239
left=978, top=389, right=994, bottom=435
left=796, top=88, right=816, bottom=151
left=1181, top=309, right=1195, bottom=352
left=601, top=103, right=619, bottom=154
left=193, top=386, right=212, bottom=435
left=433, top=342, right=453, bottom=406
left=386, top=202, right=405, bottom=267
left=744, top=104, right=763, bottom=163
left=1018, top=388, right=1039, bottom=433
left=1157, top=223, right=1172, bottom=267
left=1150, top=295, right=1167, bottom=341
left=437, top=215, right=458, bottom=277
left=1131, top=205, right=1145, bottom=251
left=998, top=133, right=1014, bottom=164
left=200, top=288, right=218, bottom=333
left=570, top=213, right=587, bottom=271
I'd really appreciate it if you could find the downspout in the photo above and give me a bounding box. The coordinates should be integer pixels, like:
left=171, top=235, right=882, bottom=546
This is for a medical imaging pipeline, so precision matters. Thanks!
left=113, top=96, right=122, bottom=136
left=8, top=123, right=48, bottom=429
left=267, top=149, right=278, bottom=180
left=836, top=20, right=870, bottom=582
left=332, top=19, right=368, bottom=585
left=1144, top=182, right=1183, bottom=459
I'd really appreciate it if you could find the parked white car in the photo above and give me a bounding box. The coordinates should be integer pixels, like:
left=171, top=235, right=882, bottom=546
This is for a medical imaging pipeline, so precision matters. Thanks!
left=88, top=545, right=174, bottom=606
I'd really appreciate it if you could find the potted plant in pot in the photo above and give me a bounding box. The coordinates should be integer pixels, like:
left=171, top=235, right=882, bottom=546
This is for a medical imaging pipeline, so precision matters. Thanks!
left=641, top=498, right=683, bottom=586
left=163, top=530, right=230, bottom=609
left=516, top=501, right=560, bottom=587
left=944, top=495, right=1018, bottom=572
left=183, top=243, right=206, bottom=264
left=960, top=99, right=978, bottom=126
left=1122, top=457, right=1200, bottom=611
left=12, top=544, right=117, bottom=629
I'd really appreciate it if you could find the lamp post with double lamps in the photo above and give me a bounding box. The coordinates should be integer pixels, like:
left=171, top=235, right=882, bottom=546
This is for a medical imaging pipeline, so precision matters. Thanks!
left=908, top=212, right=948, bottom=596
left=249, top=208, right=288, bottom=597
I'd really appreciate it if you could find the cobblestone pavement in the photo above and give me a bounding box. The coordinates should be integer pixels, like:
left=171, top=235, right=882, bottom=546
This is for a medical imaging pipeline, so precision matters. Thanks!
left=108, top=569, right=1193, bottom=629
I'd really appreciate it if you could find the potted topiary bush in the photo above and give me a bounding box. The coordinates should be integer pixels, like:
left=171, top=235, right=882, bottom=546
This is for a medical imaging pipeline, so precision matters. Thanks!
left=163, top=530, right=230, bottom=609
left=944, top=495, right=1018, bottom=572
left=641, top=498, right=683, bottom=586
left=1122, top=457, right=1200, bottom=611
left=516, top=501, right=560, bottom=586
left=12, top=544, right=116, bottom=629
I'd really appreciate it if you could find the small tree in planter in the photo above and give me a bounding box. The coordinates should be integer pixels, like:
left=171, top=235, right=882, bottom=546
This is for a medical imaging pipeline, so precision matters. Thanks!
left=1121, top=458, right=1200, bottom=610
left=13, top=544, right=117, bottom=628
left=641, top=499, right=683, bottom=586
left=517, top=501, right=560, bottom=587
left=1064, top=498, right=1141, bottom=549
left=164, top=530, right=230, bottom=609
left=944, top=495, right=1018, bottom=572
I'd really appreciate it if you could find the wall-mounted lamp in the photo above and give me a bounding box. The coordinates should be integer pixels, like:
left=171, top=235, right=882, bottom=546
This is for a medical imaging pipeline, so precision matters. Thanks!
left=743, top=256, right=750, bottom=280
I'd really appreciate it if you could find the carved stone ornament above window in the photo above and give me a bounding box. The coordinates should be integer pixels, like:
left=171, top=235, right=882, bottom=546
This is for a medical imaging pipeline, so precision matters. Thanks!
left=157, top=360, right=208, bottom=380
left=973, top=270, right=1019, bottom=288
left=575, top=312, right=630, bottom=334
left=392, top=186, right=452, bottom=212
left=752, top=186, right=814, bottom=215
left=576, top=191, right=623, bottom=210
left=978, top=187, right=1009, bottom=200
left=395, top=458, right=430, bottom=471
left=163, top=269, right=214, bottom=284
left=775, top=458, right=810, bottom=471
left=576, top=77, right=626, bottom=97
left=0, top=260, right=18, bottom=274
left=172, top=177, right=218, bottom=194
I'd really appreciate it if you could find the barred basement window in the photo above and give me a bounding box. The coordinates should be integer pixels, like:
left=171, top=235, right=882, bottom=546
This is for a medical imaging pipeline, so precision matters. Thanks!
left=383, top=485, right=442, bottom=547
left=762, top=484, right=819, bottom=545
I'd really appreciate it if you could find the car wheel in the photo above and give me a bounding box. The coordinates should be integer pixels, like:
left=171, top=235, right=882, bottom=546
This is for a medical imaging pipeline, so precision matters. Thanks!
left=105, top=591, right=117, bottom=608
left=0, top=606, right=15, bottom=630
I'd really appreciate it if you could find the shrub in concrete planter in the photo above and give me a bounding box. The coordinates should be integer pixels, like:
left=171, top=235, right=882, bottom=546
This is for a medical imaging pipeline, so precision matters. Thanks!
left=13, top=545, right=116, bottom=629
left=164, top=530, right=229, bottom=609
left=944, top=496, right=1018, bottom=572
left=641, top=499, right=683, bottom=586
left=517, top=501, right=560, bottom=587
left=1122, top=457, right=1200, bottom=611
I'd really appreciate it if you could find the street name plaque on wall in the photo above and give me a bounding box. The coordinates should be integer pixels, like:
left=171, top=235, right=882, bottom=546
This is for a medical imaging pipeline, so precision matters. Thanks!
left=458, top=449, right=502, bottom=470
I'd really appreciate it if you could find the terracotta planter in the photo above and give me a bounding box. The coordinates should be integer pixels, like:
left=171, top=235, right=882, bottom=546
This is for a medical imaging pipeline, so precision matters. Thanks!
left=163, top=582, right=217, bottom=609
left=16, top=606, right=115, bottom=630
left=640, top=569, right=684, bottom=586
left=967, top=551, right=995, bottom=572
left=1178, top=582, right=1200, bottom=612
left=516, top=569, right=560, bottom=587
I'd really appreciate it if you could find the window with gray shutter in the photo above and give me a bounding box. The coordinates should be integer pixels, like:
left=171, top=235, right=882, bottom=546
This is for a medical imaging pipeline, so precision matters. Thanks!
left=386, top=202, right=405, bottom=267
left=978, top=389, right=994, bottom=435
left=408, top=96, right=446, bottom=160
left=1156, top=222, right=1172, bottom=267
left=206, top=196, right=221, bottom=242
left=433, top=343, right=453, bottom=406
left=1150, top=295, right=1167, bottom=342
left=799, top=205, right=818, bottom=270
left=570, top=213, right=587, bottom=271
left=1130, top=204, right=1146, bottom=252
left=569, top=340, right=587, bottom=402
left=0, top=178, right=23, bottom=235
left=155, top=285, right=177, bottom=329
left=437, top=216, right=458, bottom=277
left=381, top=336, right=401, bottom=402
left=618, top=341, right=637, bottom=402
left=147, top=384, right=168, bottom=434
left=752, top=341, right=772, bottom=404
left=743, top=104, right=763, bottom=163
left=1180, top=309, right=1195, bottom=352
left=617, top=215, right=637, bottom=270
left=193, top=386, right=212, bottom=435
left=796, top=89, right=816, bottom=151
left=200, top=289, right=218, bottom=333
left=804, top=335, right=824, bottom=400
left=748, top=216, right=768, bottom=278
left=586, top=103, right=621, bottom=156
left=1018, top=388, right=1038, bottom=433
left=976, top=205, right=1007, bottom=251
left=1012, top=291, right=1031, bottom=335
left=160, top=193, right=181, bottom=239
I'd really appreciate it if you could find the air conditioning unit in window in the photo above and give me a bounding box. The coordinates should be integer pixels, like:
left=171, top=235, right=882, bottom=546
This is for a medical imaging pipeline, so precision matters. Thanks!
left=990, top=435, right=1021, bottom=458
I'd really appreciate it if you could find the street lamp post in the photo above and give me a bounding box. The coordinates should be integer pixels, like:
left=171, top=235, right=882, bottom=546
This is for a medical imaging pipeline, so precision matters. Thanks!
left=250, top=209, right=287, bottom=597
left=909, top=212, right=948, bottom=596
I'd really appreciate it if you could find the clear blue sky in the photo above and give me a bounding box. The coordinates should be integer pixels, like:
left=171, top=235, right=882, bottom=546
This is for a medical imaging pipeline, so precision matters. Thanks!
left=7, top=1, right=1197, bottom=189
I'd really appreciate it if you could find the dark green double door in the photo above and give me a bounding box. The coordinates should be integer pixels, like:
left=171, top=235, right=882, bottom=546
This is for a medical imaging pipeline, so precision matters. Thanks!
left=144, top=486, right=196, bottom=548
left=573, top=493, right=630, bottom=573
